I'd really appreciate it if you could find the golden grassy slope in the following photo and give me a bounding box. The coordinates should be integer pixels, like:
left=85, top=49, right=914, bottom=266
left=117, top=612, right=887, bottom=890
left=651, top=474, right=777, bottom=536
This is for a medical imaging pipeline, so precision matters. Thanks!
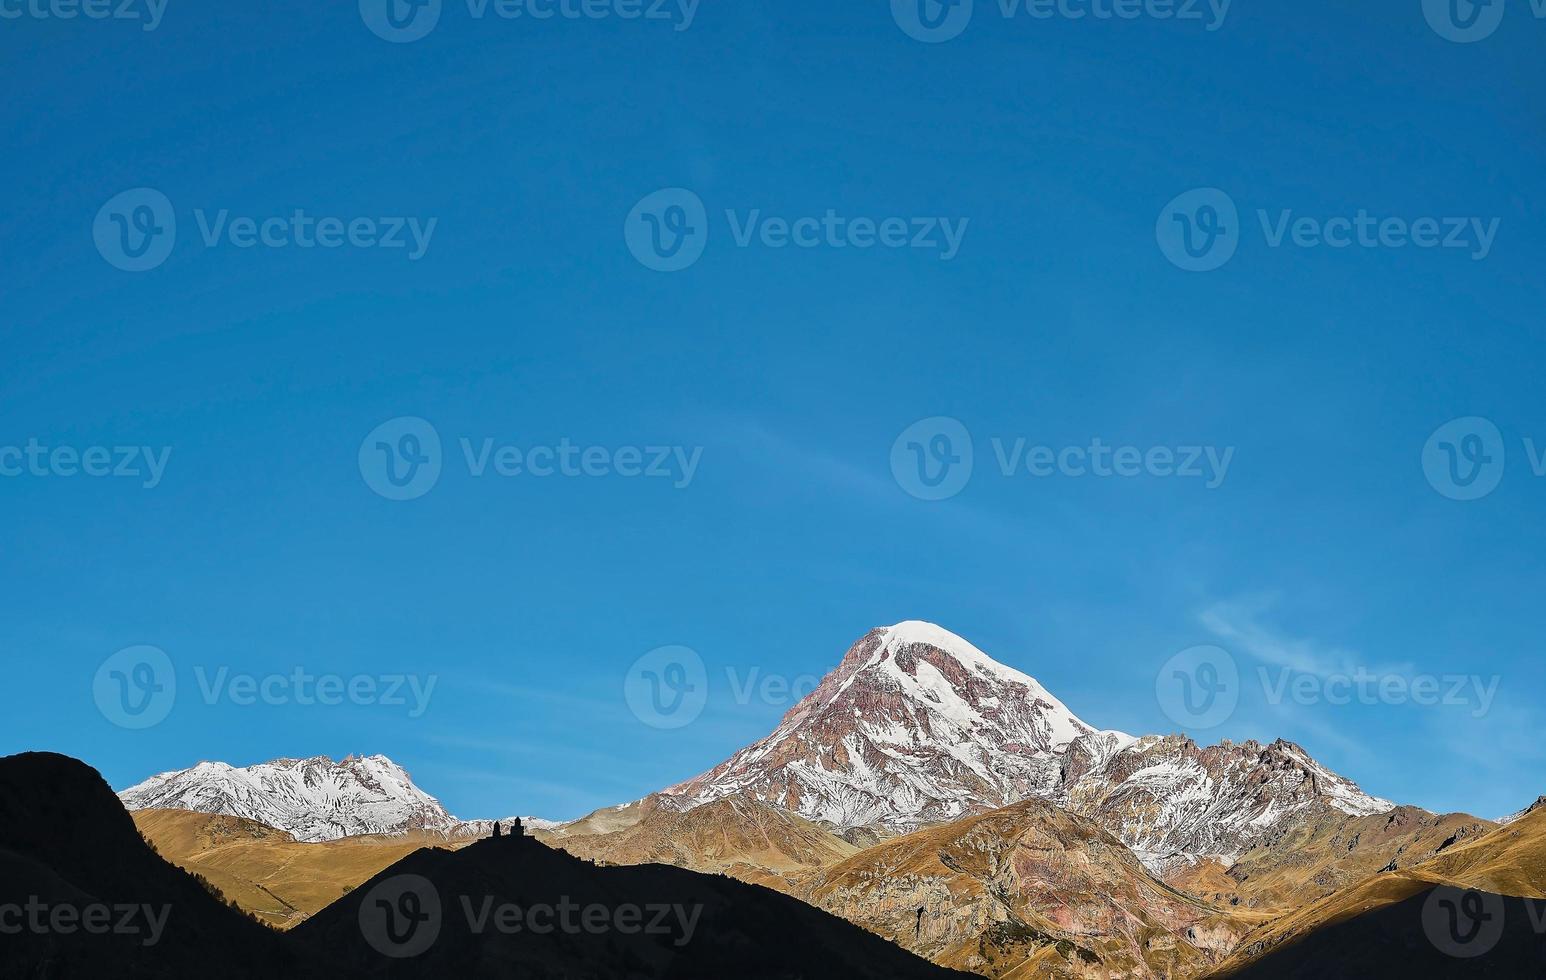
left=133, top=809, right=471, bottom=928
left=1166, top=805, right=1495, bottom=911
left=1209, top=805, right=1546, bottom=976
left=547, top=794, right=858, bottom=890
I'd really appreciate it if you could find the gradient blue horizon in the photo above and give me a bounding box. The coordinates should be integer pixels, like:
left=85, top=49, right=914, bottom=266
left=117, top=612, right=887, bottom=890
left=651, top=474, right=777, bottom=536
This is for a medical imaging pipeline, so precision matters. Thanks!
left=2, top=0, right=1544, bottom=824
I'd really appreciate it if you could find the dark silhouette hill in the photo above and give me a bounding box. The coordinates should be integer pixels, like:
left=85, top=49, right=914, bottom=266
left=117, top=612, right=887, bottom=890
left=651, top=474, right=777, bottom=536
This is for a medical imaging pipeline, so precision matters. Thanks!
left=291, top=823, right=977, bottom=978
left=0, top=752, right=298, bottom=979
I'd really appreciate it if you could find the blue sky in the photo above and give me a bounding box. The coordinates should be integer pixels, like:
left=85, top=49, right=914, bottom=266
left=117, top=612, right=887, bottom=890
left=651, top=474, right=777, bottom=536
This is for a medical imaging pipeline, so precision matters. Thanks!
left=2, top=0, right=1544, bottom=824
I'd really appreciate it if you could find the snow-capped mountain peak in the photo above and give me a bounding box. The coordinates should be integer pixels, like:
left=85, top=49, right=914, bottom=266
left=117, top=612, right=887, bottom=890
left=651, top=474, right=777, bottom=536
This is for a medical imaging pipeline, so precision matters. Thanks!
left=662, top=622, right=1130, bottom=829
left=119, top=754, right=466, bottom=843
left=657, top=621, right=1393, bottom=866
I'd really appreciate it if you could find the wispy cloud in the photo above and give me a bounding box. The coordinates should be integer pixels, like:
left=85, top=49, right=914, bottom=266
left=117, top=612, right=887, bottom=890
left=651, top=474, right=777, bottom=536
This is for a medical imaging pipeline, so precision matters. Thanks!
left=704, top=412, right=1030, bottom=541
left=1258, top=695, right=1372, bottom=764
left=426, top=733, right=624, bottom=771
left=1199, top=594, right=1410, bottom=678
left=453, top=678, right=620, bottom=716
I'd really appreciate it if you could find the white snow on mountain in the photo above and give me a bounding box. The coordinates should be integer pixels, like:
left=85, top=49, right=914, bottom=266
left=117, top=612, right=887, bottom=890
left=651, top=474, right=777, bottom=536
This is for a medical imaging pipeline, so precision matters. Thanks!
left=659, top=621, right=1393, bottom=867
left=660, top=621, right=1135, bottom=830
left=117, top=754, right=552, bottom=843
left=1499, top=796, right=1546, bottom=825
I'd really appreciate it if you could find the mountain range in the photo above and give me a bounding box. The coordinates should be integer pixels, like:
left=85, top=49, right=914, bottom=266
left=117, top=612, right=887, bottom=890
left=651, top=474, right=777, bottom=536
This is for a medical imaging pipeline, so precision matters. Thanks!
left=2, top=752, right=971, bottom=979
left=83, top=620, right=1546, bottom=977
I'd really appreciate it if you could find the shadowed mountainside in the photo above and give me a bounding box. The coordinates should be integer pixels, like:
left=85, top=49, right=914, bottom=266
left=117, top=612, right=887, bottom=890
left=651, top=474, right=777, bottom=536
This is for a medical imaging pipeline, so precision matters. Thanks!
left=291, top=823, right=975, bottom=979
left=1211, top=805, right=1546, bottom=977
left=0, top=752, right=300, bottom=979
left=132, top=808, right=474, bottom=928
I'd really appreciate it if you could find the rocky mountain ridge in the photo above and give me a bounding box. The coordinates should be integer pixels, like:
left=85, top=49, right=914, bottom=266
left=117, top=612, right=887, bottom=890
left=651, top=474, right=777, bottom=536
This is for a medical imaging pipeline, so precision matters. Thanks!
left=659, top=622, right=1393, bottom=869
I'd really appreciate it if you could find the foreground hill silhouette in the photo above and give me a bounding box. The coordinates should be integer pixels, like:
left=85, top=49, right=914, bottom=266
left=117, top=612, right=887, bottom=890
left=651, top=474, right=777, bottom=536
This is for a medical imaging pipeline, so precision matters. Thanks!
left=0, top=752, right=298, bottom=979
left=1, top=752, right=970, bottom=979
left=292, top=821, right=975, bottom=978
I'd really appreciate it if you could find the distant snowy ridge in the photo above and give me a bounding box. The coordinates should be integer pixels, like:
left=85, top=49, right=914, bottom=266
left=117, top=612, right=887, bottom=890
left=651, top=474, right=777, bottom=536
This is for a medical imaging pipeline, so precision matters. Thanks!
left=118, top=754, right=558, bottom=843
left=1499, top=796, right=1546, bottom=825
